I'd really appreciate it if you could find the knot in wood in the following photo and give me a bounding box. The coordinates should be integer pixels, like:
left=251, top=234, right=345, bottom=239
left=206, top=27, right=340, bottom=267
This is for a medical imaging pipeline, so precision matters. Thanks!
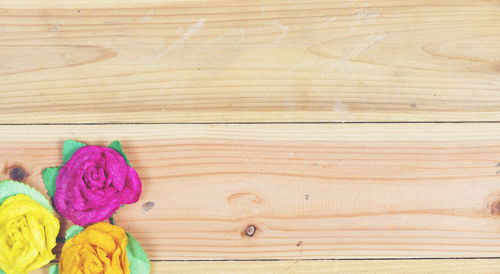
left=245, top=225, right=256, bottom=237
left=491, top=199, right=500, bottom=216
left=10, top=166, right=26, bottom=181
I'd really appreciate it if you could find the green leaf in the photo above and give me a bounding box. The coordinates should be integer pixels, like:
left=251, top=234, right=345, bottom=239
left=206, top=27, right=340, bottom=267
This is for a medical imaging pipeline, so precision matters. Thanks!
left=108, top=140, right=131, bottom=166
left=0, top=180, right=53, bottom=212
left=49, top=264, right=59, bottom=274
left=62, top=139, right=86, bottom=164
left=0, top=267, right=5, bottom=274
left=65, top=225, right=85, bottom=241
left=42, top=167, right=61, bottom=198
left=126, top=233, right=150, bottom=274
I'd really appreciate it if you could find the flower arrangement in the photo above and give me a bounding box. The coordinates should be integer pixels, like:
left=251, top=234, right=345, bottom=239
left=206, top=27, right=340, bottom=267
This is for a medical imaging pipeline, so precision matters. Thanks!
left=0, top=139, right=150, bottom=273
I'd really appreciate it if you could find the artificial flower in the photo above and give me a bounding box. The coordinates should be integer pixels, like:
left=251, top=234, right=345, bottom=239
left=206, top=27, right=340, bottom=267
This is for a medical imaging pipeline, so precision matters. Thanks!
left=44, top=140, right=142, bottom=226
left=0, top=194, right=59, bottom=274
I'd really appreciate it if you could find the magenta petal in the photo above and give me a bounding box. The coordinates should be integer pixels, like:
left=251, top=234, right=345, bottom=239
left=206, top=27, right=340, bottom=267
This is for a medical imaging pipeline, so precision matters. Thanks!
left=120, top=167, right=142, bottom=204
left=104, top=150, right=128, bottom=191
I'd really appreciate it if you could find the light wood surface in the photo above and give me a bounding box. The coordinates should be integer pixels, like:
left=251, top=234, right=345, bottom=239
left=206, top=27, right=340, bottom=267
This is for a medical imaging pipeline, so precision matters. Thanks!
left=2, top=0, right=499, bottom=272
left=32, top=259, right=500, bottom=274
left=1, top=0, right=499, bottom=123
left=2, top=124, right=500, bottom=260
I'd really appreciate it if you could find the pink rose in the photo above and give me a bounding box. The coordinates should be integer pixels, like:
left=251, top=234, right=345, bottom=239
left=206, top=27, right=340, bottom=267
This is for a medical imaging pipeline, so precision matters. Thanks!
left=54, top=146, right=142, bottom=226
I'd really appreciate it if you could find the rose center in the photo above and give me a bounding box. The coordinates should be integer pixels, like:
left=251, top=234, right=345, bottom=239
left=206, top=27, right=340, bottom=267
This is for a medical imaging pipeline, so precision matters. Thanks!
left=84, top=166, right=107, bottom=189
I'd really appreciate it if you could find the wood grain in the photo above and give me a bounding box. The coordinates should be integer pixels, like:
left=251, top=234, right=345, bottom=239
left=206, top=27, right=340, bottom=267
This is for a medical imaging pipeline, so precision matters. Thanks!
left=2, top=124, right=500, bottom=259
left=2, top=0, right=499, bottom=272
left=1, top=0, right=499, bottom=123
left=33, top=259, right=500, bottom=274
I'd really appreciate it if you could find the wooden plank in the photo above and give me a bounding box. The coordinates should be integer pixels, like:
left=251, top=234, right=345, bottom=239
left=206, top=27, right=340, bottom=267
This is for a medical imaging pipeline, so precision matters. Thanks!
left=1, top=0, right=499, bottom=123
left=2, top=124, right=500, bottom=259
left=32, top=259, right=500, bottom=274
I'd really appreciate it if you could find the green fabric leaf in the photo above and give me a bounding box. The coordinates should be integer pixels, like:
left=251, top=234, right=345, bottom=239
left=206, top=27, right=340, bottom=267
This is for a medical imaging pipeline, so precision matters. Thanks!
left=65, top=225, right=85, bottom=241
left=108, top=140, right=131, bottom=166
left=0, top=180, right=53, bottom=212
left=0, top=267, right=5, bottom=274
left=49, top=264, right=59, bottom=274
left=126, top=233, right=150, bottom=274
left=42, top=167, right=61, bottom=198
left=62, top=139, right=86, bottom=164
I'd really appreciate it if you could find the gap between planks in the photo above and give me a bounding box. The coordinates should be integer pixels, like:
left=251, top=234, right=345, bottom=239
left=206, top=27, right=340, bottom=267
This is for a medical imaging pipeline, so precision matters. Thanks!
left=3, top=121, right=500, bottom=126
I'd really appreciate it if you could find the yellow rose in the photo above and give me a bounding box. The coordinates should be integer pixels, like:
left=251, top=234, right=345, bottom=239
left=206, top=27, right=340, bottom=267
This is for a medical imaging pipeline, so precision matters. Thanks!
left=60, top=223, right=130, bottom=274
left=0, top=194, right=60, bottom=274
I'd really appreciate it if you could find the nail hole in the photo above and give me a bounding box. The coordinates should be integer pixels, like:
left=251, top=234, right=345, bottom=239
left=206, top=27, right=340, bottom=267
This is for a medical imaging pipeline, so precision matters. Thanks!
left=141, top=201, right=155, bottom=216
left=9, top=166, right=27, bottom=181
left=245, top=225, right=256, bottom=237
left=296, top=241, right=303, bottom=247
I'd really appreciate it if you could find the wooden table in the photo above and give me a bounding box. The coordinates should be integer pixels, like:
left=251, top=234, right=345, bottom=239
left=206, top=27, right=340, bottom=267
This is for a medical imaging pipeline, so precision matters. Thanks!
left=2, top=0, right=500, bottom=272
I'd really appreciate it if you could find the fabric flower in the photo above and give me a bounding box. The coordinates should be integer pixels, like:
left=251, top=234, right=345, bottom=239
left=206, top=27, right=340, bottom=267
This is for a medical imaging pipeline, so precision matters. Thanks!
left=50, top=223, right=150, bottom=274
left=0, top=194, right=59, bottom=274
left=59, top=223, right=130, bottom=274
left=44, top=140, right=142, bottom=226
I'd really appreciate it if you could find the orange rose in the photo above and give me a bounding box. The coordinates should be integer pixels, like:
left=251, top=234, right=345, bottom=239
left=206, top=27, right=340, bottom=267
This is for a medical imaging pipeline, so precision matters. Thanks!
left=59, top=223, right=130, bottom=273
